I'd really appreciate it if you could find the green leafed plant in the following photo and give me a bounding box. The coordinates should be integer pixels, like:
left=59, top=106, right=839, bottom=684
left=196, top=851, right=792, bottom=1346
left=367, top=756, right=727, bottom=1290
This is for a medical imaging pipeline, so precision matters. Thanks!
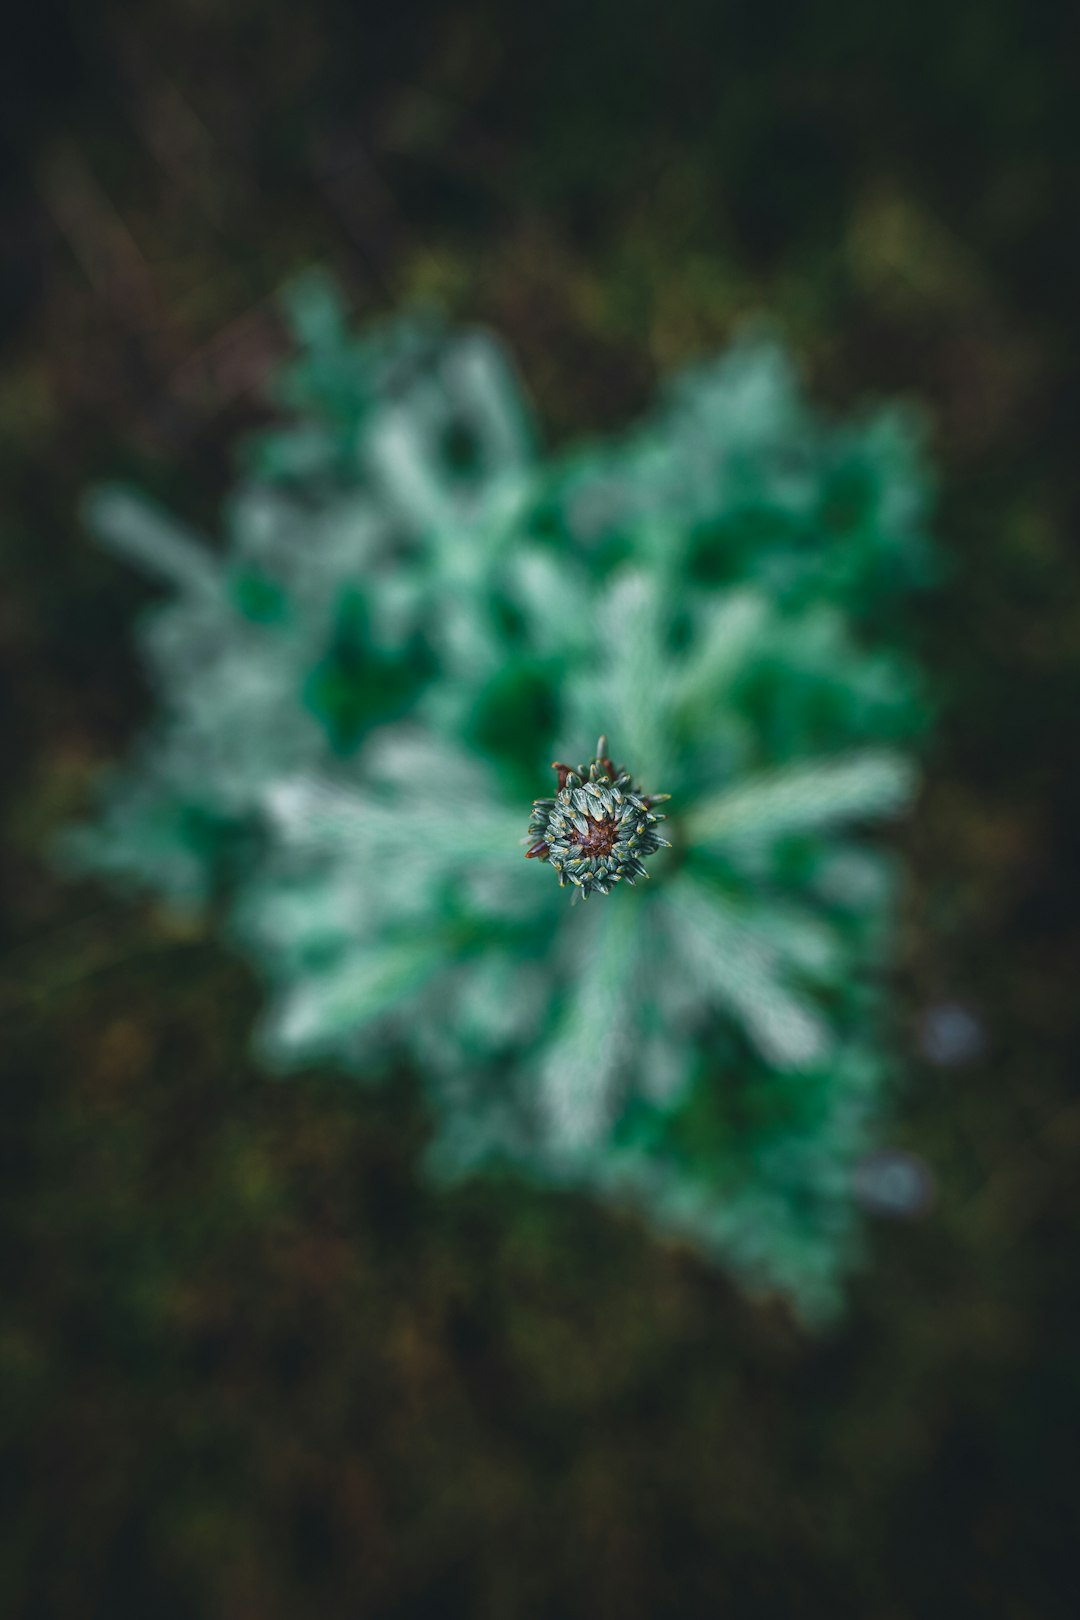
left=67, top=270, right=938, bottom=1319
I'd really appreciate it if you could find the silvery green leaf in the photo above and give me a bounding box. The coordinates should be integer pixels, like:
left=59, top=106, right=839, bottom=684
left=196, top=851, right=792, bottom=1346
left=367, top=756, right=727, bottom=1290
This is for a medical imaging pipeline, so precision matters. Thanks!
left=261, top=935, right=448, bottom=1059
left=659, top=876, right=832, bottom=1071
left=684, top=752, right=916, bottom=852
left=533, top=892, right=642, bottom=1153
left=84, top=486, right=220, bottom=598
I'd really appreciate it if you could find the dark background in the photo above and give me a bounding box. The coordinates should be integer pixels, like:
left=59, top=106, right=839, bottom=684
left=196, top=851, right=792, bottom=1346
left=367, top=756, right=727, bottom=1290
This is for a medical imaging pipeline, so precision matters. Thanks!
left=3, top=3, right=1079, bottom=1615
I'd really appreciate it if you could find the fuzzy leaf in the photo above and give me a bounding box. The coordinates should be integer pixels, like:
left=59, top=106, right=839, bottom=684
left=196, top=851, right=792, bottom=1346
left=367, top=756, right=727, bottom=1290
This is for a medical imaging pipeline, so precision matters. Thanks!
left=684, top=752, right=916, bottom=852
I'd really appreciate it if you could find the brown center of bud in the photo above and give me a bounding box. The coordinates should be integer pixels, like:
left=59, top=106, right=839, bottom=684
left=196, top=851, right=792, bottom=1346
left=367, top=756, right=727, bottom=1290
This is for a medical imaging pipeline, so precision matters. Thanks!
left=570, top=815, right=618, bottom=857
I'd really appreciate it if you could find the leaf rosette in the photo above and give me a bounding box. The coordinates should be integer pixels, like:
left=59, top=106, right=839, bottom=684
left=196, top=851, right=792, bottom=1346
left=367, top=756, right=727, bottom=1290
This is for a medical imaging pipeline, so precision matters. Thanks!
left=67, top=272, right=936, bottom=1318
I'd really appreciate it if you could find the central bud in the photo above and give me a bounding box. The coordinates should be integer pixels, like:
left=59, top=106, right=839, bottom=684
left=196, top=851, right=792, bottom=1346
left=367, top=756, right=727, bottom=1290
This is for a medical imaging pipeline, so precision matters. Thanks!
left=524, top=735, right=672, bottom=898
left=572, top=814, right=619, bottom=857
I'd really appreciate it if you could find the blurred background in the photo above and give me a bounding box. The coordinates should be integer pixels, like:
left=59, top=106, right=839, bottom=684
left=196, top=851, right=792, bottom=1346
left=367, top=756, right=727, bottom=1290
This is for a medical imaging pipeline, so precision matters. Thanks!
left=2, top=2, right=1078, bottom=1615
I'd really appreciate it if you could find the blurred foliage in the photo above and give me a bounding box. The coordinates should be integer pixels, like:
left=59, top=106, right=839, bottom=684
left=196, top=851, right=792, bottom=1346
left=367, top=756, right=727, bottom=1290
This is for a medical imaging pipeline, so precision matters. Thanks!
left=68, top=273, right=935, bottom=1319
left=3, top=1, right=1080, bottom=1616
